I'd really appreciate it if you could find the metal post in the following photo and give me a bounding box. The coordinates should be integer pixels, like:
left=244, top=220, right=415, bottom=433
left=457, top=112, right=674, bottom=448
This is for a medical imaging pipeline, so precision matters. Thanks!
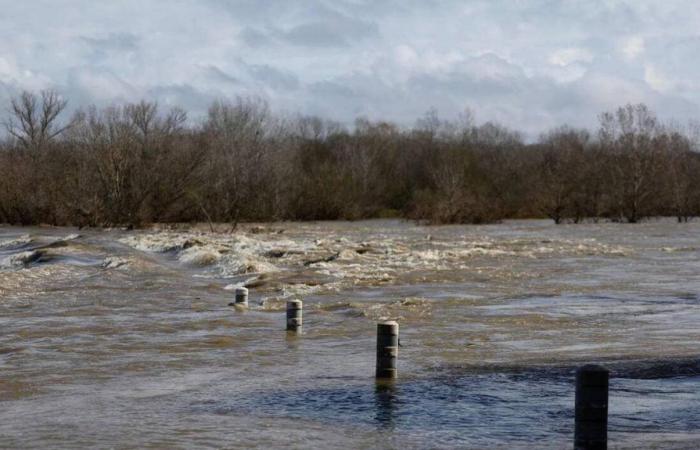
left=575, top=364, right=609, bottom=450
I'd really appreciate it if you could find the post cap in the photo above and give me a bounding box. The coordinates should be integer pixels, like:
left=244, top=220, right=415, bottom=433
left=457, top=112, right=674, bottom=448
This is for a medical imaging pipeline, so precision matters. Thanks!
left=377, top=320, right=399, bottom=334
left=577, top=364, right=609, bottom=375
left=576, top=364, right=609, bottom=387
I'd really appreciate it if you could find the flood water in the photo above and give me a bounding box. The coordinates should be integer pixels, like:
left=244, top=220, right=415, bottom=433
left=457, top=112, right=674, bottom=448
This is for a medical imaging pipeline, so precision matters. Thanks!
left=2, top=219, right=700, bottom=449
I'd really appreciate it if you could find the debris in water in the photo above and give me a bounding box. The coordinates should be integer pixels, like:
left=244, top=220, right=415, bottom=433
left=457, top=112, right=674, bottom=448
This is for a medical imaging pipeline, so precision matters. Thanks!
left=304, top=252, right=340, bottom=266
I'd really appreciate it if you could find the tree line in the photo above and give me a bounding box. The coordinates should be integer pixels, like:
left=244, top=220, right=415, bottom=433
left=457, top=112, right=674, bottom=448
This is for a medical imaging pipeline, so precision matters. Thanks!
left=1, top=90, right=699, bottom=228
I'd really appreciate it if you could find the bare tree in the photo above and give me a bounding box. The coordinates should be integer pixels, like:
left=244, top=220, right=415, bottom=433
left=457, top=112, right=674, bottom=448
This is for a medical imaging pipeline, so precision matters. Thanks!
left=537, top=127, right=590, bottom=224
left=599, top=104, right=661, bottom=223
left=203, top=97, right=278, bottom=223
left=4, top=90, right=71, bottom=151
left=657, top=127, right=699, bottom=222
left=2, top=91, right=700, bottom=227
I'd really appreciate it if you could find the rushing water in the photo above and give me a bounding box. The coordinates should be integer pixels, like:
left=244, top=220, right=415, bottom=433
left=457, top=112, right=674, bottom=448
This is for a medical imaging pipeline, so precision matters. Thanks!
left=2, top=219, right=700, bottom=449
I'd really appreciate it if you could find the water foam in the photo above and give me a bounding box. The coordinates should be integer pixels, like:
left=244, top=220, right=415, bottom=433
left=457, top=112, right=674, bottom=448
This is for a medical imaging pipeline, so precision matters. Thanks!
left=0, top=250, right=42, bottom=269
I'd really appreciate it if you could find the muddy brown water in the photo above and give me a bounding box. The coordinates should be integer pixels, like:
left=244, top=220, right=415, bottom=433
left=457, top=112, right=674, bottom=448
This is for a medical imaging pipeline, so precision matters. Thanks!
left=2, top=219, right=700, bottom=448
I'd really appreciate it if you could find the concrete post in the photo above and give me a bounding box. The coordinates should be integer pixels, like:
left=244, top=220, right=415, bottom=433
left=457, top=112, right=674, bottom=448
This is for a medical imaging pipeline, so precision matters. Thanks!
left=286, top=300, right=302, bottom=331
left=376, top=321, right=399, bottom=379
left=575, top=364, right=609, bottom=450
left=235, top=287, right=248, bottom=306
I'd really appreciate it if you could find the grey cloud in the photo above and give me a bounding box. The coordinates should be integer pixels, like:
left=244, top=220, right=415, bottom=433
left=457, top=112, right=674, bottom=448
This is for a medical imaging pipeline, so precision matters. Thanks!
left=235, top=5, right=379, bottom=49
left=239, top=27, right=273, bottom=48
left=205, top=0, right=300, bottom=21
left=63, top=66, right=139, bottom=109
left=204, top=65, right=239, bottom=85
left=282, top=9, right=379, bottom=48
left=248, top=65, right=299, bottom=90
left=284, top=22, right=353, bottom=48
left=146, top=84, right=215, bottom=114
left=309, top=80, right=357, bottom=98
left=76, top=33, right=140, bottom=65
left=2, top=0, right=700, bottom=135
left=298, top=49, right=697, bottom=138
left=79, top=33, right=140, bottom=52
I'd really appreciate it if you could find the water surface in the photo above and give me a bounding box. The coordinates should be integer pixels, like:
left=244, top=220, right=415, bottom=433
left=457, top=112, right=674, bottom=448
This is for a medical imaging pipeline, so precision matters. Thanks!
left=2, top=219, right=700, bottom=448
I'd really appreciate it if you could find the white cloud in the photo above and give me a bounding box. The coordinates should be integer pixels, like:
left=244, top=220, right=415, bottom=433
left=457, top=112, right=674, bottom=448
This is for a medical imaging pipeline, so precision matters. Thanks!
left=548, top=48, right=594, bottom=67
left=644, top=64, right=673, bottom=93
left=0, top=57, right=17, bottom=81
left=621, top=36, right=645, bottom=60
left=0, top=0, right=699, bottom=137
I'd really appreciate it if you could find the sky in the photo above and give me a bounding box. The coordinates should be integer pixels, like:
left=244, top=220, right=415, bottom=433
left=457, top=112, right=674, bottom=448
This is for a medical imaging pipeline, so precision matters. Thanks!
left=1, top=0, right=700, bottom=137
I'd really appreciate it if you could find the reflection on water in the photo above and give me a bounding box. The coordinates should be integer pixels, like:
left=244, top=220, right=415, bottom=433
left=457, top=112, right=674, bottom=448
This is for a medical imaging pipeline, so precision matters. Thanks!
left=374, top=381, right=398, bottom=428
left=2, top=219, right=700, bottom=448
left=196, top=366, right=700, bottom=448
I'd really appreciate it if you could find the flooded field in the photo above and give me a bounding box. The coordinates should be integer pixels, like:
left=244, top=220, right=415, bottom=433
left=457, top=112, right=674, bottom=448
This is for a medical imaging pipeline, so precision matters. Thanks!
left=2, top=219, right=700, bottom=448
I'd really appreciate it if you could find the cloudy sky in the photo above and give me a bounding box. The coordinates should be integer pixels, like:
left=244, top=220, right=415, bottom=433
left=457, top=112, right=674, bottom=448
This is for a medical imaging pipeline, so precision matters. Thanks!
left=1, top=0, right=699, bottom=136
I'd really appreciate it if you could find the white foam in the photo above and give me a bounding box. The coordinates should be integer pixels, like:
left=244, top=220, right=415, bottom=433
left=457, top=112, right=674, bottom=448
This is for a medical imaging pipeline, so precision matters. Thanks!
left=178, top=246, right=222, bottom=266
left=0, top=234, right=32, bottom=249
left=0, top=250, right=41, bottom=269
left=102, top=256, right=128, bottom=269
left=119, top=234, right=189, bottom=253
left=217, top=253, right=277, bottom=276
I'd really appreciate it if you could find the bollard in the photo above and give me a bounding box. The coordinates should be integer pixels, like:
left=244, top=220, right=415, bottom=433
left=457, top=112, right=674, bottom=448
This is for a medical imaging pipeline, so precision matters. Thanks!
left=235, top=287, right=249, bottom=306
left=575, top=364, right=609, bottom=450
left=286, top=299, right=303, bottom=331
left=376, top=321, right=399, bottom=379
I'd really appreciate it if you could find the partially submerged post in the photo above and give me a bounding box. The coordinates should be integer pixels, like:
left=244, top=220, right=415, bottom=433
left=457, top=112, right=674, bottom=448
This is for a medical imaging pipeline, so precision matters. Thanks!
left=235, top=287, right=249, bottom=306
left=286, top=299, right=303, bottom=331
left=575, top=364, right=609, bottom=450
left=376, top=321, right=399, bottom=379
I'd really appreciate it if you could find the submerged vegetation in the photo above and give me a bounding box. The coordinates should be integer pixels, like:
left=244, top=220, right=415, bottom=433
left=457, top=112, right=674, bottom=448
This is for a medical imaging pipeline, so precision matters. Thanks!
left=1, top=90, right=699, bottom=227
